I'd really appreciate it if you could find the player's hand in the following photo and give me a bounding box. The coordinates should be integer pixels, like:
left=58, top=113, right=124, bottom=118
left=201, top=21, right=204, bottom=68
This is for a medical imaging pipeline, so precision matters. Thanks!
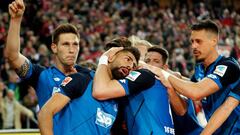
left=8, top=0, right=25, bottom=19
left=103, top=47, right=123, bottom=59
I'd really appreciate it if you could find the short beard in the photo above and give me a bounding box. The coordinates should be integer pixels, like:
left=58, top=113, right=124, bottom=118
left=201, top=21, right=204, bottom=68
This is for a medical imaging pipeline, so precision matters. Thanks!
left=195, top=58, right=204, bottom=63
left=111, top=67, right=125, bottom=80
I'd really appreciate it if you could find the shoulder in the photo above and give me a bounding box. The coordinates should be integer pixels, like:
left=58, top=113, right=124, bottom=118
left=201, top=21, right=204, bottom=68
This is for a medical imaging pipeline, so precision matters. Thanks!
left=126, top=69, right=155, bottom=81
left=218, top=57, right=239, bottom=68
left=214, top=57, right=240, bottom=76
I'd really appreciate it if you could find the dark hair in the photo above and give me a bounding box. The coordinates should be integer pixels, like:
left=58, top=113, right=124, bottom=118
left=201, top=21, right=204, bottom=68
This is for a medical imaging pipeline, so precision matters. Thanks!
left=79, top=61, right=97, bottom=71
left=104, top=37, right=132, bottom=50
left=191, top=19, right=219, bottom=35
left=120, top=47, right=141, bottom=64
left=147, top=46, right=169, bottom=64
left=52, top=23, right=80, bottom=44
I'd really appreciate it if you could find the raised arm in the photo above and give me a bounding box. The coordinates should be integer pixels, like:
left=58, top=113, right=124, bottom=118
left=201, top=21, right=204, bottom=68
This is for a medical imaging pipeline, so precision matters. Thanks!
left=93, top=48, right=154, bottom=100
left=6, top=0, right=29, bottom=71
left=38, top=93, right=70, bottom=135
left=92, top=50, right=128, bottom=100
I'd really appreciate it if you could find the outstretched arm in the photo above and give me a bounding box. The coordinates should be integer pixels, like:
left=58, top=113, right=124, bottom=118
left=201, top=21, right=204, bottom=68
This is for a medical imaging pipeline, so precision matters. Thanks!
left=201, top=97, right=239, bottom=135
left=143, top=64, right=219, bottom=100
left=6, top=0, right=30, bottom=75
left=38, top=93, right=70, bottom=135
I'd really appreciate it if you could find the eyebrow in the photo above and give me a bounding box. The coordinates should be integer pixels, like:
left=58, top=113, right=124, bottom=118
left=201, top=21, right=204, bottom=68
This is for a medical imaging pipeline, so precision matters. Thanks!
left=127, top=55, right=137, bottom=68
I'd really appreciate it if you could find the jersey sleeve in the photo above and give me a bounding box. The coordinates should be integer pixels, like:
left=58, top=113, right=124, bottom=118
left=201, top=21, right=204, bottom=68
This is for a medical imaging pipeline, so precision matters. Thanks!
left=118, top=69, right=155, bottom=96
left=58, top=73, right=91, bottom=100
left=20, top=61, right=45, bottom=88
left=206, top=59, right=240, bottom=89
left=229, top=81, right=240, bottom=101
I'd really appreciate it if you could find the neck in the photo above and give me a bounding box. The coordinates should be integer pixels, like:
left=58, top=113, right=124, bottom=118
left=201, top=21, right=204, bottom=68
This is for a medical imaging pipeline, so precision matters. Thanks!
left=203, top=51, right=219, bottom=68
left=55, top=60, right=77, bottom=76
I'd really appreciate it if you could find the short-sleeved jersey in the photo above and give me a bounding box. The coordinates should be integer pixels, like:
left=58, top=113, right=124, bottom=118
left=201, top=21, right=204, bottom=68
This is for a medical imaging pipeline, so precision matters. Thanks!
left=20, top=62, right=92, bottom=134
left=52, top=71, right=117, bottom=135
left=229, top=80, right=240, bottom=101
left=21, top=62, right=91, bottom=108
left=119, top=70, right=174, bottom=135
left=187, top=55, right=240, bottom=134
left=52, top=69, right=155, bottom=135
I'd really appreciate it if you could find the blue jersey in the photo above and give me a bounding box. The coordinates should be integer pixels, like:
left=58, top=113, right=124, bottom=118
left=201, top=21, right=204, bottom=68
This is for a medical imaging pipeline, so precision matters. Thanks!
left=20, top=62, right=92, bottom=134
left=54, top=71, right=118, bottom=135
left=54, top=69, right=154, bottom=135
left=179, top=56, right=240, bottom=135
left=21, top=62, right=91, bottom=108
left=119, top=70, right=174, bottom=135
left=229, top=80, right=240, bottom=101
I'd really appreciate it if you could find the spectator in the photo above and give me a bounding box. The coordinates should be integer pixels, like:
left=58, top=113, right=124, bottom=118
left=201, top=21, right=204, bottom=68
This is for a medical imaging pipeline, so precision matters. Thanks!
left=1, top=90, right=34, bottom=129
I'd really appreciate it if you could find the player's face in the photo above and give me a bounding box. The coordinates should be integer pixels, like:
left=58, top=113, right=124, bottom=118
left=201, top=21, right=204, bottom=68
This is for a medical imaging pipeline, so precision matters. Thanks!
left=144, top=51, right=165, bottom=68
left=110, top=51, right=137, bottom=79
left=190, top=30, right=216, bottom=63
left=53, top=33, right=80, bottom=66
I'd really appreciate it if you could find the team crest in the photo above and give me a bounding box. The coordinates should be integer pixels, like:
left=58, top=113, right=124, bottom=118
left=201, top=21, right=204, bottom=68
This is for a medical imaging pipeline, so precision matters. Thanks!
left=126, top=71, right=141, bottom=81
left=213, top=65, right=227, bottom=77
left=61, top=77, right=72, bottom=86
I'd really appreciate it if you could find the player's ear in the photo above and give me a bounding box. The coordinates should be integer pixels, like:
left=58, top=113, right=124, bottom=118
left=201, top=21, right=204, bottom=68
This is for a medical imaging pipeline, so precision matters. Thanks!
left=108, top=55, right=117, bottom=63
left=163, top=64, right=168, bottom=70
left=51, top=43, right=57, bottom=54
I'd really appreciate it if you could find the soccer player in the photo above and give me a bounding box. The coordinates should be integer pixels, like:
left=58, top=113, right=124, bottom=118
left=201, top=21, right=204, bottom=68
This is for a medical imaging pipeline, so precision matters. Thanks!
left=93, top=46, right=180, bottom=134
left=38, top=46, right=150, bottom=135
left=123, top=46, right=187, bottom=135
left=6, top=0, right=91, bottom=108
left=144, top=19, right=240, bottom=134
left=201, top=80, right=240, bottom=135
left=6, top=0, right=93, bottom=133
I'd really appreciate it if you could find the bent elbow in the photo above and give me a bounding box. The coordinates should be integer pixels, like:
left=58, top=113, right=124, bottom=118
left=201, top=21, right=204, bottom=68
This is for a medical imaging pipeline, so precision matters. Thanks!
left=177, top=108, right=187, bottom=116
left=190, top=93, right=204, bottom=101
left=5, top=49, right=19, bottom=62
left=92, top=87, right=108, bottom=101
left=92, top=92, right=107, bottom=100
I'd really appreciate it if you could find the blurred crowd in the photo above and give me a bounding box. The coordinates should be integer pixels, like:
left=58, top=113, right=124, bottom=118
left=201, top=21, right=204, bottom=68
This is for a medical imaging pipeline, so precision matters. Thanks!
left=0, top=0, right=239, bottom=129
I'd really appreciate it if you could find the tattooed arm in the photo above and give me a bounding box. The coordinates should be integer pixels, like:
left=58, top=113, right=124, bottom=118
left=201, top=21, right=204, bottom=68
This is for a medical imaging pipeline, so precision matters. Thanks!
left=15, top=59, right=31, bottom=78
left=5, top=0, right=30, bottom=75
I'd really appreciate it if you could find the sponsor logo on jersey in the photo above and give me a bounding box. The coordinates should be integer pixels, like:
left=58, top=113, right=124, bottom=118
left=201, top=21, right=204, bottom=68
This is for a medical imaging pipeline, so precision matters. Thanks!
left=207, top=74, right=218, bottom=80
left=52, top=87, right=61, bottom=95
left=53, top=77, right=60, bottom=82
left=126, top=71, right=141, bottom=81
left=95, top=108, right=115, bottom=128
left=61, top=77, right=72, bottom=86
left=213, top=65, right=227, bottom=77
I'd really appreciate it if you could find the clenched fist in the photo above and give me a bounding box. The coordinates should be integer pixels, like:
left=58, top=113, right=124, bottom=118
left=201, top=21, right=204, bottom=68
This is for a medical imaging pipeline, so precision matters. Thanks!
left=8, top=0, right=25, bottom=19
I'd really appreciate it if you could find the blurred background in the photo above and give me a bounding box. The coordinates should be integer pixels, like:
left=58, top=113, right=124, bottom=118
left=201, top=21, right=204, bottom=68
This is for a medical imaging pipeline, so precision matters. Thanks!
left=0, top=0, right=239, bottom=134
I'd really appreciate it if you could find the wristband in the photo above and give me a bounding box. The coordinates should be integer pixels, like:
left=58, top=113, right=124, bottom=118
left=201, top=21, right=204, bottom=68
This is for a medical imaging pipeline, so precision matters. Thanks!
left=162, top=69, right=171, bottom=80
left=98, top=55, right=108, bottom=66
